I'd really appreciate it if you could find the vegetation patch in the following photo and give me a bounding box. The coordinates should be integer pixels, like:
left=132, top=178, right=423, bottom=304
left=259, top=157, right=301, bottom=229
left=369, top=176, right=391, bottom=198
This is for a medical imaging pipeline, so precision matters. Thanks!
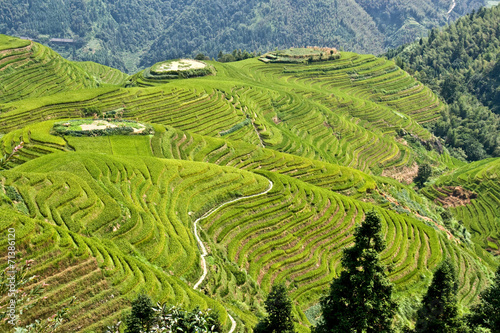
left=52, top=119, right=153, bottom=136
left=219, top=118, right=251, bottom=136
left=259, top=47, right=340, bottom=63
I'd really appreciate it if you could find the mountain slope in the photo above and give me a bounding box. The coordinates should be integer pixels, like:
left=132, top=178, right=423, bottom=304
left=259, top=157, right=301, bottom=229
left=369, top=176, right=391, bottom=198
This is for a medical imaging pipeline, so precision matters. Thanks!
left=386, top=5, right=500, bottom=161
left=0, top=0, right=485, bottom=72
left=0, top=34, right=99, bottom=104
left=0, top=50, right=448, bottom=175
left=0, top=37, right=498, bottom=332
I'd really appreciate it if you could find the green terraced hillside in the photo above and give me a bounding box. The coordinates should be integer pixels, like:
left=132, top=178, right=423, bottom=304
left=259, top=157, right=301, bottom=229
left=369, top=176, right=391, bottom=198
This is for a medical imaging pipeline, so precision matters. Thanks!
left=0, top=44, right=451, bottom=176
left=77, top=61, right=131, bottom=86
left=0, top=36, right=498, bottom=332
left=422, top=158, right=500, bottom=256
left=0, top=35, right=102, bottom=104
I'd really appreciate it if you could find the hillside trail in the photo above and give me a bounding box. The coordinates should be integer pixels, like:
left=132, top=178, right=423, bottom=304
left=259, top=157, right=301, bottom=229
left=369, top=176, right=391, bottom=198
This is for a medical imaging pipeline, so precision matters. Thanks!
left=192, top=179, right=274, bottom=332
left=447, top=0, right=456, bottom=19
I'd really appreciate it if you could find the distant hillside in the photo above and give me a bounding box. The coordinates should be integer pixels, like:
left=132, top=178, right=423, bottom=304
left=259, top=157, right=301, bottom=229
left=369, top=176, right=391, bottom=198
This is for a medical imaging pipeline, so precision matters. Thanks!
left=0, top=0, right=485, bottom=72
left=0, top=34, right=99, bottom=104
left=386, top=5, right=500, bottom=161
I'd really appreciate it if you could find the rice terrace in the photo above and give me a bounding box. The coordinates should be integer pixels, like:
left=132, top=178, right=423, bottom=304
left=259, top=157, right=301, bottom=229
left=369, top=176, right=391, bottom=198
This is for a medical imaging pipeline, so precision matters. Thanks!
left=0, top=34, right=499, bottom=333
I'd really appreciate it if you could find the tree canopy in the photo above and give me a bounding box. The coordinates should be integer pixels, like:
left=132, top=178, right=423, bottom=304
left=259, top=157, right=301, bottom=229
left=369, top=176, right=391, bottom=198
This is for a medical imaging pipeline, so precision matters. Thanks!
left=467, top=266, right=500, bottom=332
left=387, top=5, right=500, bottom=161
left=314, top=210, right=397, bottom=333
left=254, top=283, right=295, bottom=333
left=414, top=259, right=465, bottom=333
left=0, top=0, right=484, bottom=72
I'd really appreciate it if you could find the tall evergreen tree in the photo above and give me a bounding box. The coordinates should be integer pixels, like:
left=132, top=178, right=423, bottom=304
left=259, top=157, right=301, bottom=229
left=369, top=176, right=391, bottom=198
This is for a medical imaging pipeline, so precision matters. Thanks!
left=414, top=259, right=465, bottom=333
left=467, top=265, right=500, bottom=332
left=314, top=210, right=397, bottom=333
left=125, top=293, right=155, bottom=333
left=254, top=283, right=295, bottom=333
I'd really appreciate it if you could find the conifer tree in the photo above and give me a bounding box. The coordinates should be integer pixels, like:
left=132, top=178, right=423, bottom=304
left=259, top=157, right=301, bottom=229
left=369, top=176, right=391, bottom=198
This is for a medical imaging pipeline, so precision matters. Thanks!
left=467, top=265, right=500, bottom=332
left=414, top=259, right=465, bottom=333
left=125, top=293, right=155, bottom=333
left=314, top=210, right=397, bottom=333
left=254, top=283, right=295, bottom=333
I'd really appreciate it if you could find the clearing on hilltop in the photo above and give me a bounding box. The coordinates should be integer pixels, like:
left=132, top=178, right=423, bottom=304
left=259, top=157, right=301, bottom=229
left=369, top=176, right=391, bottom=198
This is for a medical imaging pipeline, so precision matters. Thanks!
left=131, top=58, right=215, bottom=86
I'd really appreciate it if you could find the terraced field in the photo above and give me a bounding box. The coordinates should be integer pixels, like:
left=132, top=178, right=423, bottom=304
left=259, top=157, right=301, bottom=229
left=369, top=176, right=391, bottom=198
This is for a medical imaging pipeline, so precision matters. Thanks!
left=77, top=61, right=130, bottom=86
left=0, top=153, right=268, bottom=331
left=198, top=170, right=493, bottom=319
left=0, top=37, right=498, bottom=332
left=0, top=46, right=447, bottom=174
left=0, top=35, right=99, bottom=104
left=422, top=158, right=500, bottom=257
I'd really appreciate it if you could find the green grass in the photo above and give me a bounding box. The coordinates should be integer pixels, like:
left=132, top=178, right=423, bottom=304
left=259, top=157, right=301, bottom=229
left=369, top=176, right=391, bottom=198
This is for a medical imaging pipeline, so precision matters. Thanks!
left=422, top=158, right=500, bottom=261
left=0, top=34, right=30, bottom=51
left=0, top=38, right=99, bottom=104
left=76, top=61, right=130, bottom=86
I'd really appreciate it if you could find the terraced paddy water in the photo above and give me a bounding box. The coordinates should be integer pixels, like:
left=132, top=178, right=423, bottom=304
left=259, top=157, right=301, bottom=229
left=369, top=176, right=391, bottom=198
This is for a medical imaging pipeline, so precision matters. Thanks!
left=0, top=36, right=498, bottom=332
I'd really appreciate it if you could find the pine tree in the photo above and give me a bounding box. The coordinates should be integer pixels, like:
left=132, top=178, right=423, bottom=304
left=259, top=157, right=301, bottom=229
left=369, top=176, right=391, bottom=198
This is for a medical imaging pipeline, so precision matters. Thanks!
left=414, top=259, right=465, bottom=333
left=467, top=266, right=500, bottom=332
left=254, top=283, right=295, bottom=333
left=125, top=293, right=155, bottom=333
left=314, top=211, right=397, bottom=333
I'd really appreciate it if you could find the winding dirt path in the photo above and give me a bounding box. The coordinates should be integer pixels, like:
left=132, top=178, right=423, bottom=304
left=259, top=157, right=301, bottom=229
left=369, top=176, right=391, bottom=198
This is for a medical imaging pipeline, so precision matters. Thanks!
left=192, top=179, right=274, bottom=332
left=447, top=0, right=456, bottom=18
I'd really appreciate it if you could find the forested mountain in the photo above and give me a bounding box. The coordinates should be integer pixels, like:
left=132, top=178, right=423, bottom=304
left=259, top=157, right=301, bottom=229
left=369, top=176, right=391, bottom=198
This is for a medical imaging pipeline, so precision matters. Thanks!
left=387, top=5, right=500, bottom=161
left=0, top=0, right=485, bottom=72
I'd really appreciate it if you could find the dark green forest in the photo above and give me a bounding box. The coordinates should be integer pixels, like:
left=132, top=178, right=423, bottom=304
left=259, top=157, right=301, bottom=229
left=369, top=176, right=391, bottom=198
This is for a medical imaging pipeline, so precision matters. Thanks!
left=387, top=5, right=500, bottom=161
left=0, top=0, right=485, bottom=72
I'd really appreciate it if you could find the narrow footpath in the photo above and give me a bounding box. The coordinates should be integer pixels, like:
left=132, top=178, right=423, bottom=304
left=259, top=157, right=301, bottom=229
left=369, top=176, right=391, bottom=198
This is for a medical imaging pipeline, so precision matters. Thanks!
left=447, top=0, right=456, bottom=19
left=192, top=179, right=274, bottom=333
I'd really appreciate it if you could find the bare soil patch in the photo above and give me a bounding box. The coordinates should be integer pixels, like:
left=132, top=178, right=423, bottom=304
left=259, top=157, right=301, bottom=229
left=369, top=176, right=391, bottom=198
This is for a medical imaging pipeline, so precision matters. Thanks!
left=155, top=59, right=207, bottom=72
left=435, top=186, right=477, bottom=208
left=79, top=120, right=146, bottom=133
left=381, top=162, right=418, bottom=185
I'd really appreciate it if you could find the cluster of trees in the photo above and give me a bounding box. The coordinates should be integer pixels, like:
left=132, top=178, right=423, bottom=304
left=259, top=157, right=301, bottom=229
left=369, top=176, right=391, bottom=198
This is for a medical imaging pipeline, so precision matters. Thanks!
left=256, top=211, right=500, bottom=333
left=111, top=294, right=222, bottom=333
left=414, top=163, right=432, bottom=188
left=0, top=0, right=484, bottom=72
left=193, top=49, right=259, bottom=63
left=217, top=49, right=259, bottom=62
left=387, top=6, right=500, bottom=161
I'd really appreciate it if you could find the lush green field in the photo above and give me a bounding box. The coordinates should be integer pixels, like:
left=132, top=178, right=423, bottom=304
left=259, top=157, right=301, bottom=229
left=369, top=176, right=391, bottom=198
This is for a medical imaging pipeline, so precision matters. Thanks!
left=0, top=34, right=30, bottom=51
left=0, top=35, right=102, bottom=104
left=0, top=35, right=498, bottom=332
left=76, top=61, right=130, bottom=86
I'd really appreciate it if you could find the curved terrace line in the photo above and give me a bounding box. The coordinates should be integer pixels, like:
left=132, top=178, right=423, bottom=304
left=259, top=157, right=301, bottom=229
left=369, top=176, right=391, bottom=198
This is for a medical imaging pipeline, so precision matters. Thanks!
left=192, top=178, right=274, bottom=332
